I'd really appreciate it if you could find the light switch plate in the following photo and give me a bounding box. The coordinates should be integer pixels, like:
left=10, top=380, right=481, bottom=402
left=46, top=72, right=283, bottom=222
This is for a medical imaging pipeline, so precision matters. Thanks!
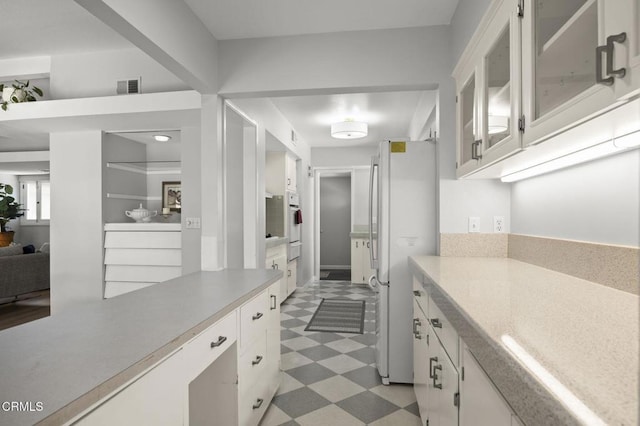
left=468, top=217, right=480, bottom=233
left=186, top=217, right=201, bottom=229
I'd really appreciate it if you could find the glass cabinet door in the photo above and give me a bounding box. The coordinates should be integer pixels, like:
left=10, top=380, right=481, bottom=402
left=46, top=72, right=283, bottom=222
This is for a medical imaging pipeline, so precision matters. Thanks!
left=485, top=25, right=512, bottom=149
left=534, top=0, right=598, bottom=119
left=460, top=74, right=477, bottom=165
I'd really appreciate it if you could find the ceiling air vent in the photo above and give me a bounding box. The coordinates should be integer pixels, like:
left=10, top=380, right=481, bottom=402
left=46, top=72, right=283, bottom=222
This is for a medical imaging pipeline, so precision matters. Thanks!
left=116, top=77, right=141, bottom=95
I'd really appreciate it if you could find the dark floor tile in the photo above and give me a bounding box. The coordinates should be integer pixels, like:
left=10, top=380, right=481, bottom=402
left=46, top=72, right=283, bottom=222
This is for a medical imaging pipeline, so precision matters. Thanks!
left=405, top=401, right=420, bottom=417
left=281, top=318, right=307, bottom=329
left=292, top=301, right=317, bottom=309
left=285, top=309, right=315, bottom=318
left=345, top=347, right=376, bottom=365
left=273, top=387, right=331, bottom=419
left=336, top=391, right=400, bottom=424
left=281, top=329, right=302, bottom=341
left=342, top=365, right=383, bottom=389
left=297, top=345, right=342, bottom=361
left=306, top=332, right=344, bottom=344
left=281, top=344, right=293, bottom=355
left=349, top=333, right=376, bottom=346
left=286, top=362, right=336, bottom=385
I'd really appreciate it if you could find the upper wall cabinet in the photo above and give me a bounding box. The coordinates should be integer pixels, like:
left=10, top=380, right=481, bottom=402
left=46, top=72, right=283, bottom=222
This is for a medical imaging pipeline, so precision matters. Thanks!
left=454, top=0, right=523, bottom=178
left=522, top=0, right=640, bottom=146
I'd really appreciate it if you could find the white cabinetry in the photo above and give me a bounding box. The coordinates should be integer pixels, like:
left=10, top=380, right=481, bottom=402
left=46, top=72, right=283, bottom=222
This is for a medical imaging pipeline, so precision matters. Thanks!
left=522, top=0, right=640, bottom=146
left=286, top=153, right=297, bottom=192
left=266, top=243, right=288, bottom=303
left=460, top=344, right=513, bottom=426
left=455, top=0, right=522, bottom=177
left=103, top=223, right=182, bottom=298
left=287, top=259, right=297, bottom=297
left=351, top=237, right=374, bottom=284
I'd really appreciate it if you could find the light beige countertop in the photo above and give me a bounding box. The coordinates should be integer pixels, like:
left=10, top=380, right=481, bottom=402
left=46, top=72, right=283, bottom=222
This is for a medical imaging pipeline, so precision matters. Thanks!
left=265, top=236, right=288, bottom=248
left=409, top=256, right=638, bottom=426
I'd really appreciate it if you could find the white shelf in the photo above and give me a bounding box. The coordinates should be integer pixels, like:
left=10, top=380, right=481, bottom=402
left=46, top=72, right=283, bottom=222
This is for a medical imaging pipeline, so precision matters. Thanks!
left=106, top=193, right=161, bottom=201
left=107, top=161, right=181, bottom=175
left=104, top=223, right=181, bottom=231
left=541, top=0, right=596, bottom=55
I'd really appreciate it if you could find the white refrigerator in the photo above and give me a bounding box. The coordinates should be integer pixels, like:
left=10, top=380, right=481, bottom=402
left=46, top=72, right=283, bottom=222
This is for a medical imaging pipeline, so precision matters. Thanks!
left=368, top=140, right=437, bottom=384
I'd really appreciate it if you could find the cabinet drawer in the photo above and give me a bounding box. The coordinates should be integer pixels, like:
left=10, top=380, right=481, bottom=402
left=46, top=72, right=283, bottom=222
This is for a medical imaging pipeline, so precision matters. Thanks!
left=183, top=311, right=237, bottom=381
left=238, top=331, right=268, bottom=396
left=239, top=291, right=270, bottom=353
left=412, top=276, right=428, bottom=315
left=238, top=377, right=270, bottom=426
left=428, top=297, right=459, bottom=366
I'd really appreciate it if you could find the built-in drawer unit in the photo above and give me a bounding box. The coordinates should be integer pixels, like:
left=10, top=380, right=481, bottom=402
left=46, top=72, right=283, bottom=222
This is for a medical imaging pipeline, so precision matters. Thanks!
left=238, top=332, right=268, bottom=398
left=412, top=276, right=429, bottom=315
left=239, top=291, right=270, bottom=353
left=428, top=296, right=459, bottom=366
left=183, top=311, right=237, bottom=382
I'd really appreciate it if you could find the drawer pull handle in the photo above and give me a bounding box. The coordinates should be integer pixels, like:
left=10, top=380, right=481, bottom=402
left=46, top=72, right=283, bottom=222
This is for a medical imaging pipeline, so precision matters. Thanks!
left=252, top=398, right=264, bottom=409
left=413, top=290, right=420, bottom=297
left=429, top=356, right=438, bottom=378
left=288, top=269, right=292, bottom=277
left=270, top=295, right=277, bottom=310
left=412, top=318, right=421, bottom=338
left=432, top=365, right=443, bottom=389
left=210, top=336, right=227, bottom=348
left=252, top=355, right=264, bottom=366
left=252, top=312, right=264, bottom=320
left=430, top=318, right=442, bottom=328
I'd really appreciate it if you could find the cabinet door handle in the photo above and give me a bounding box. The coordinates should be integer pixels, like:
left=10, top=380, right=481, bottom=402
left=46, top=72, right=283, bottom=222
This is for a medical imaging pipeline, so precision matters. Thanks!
left=252, top=355, right=264, bottom=366
left=430, top=318, right=442, bottom=328
left=270, top=295, right=277, bottom=310
left=367, top=241, right=370, bottom=248
left=210, top=336, right=227, bottom=348
left=413, top=290, right=421, bottom=297
left=355, top=241, right=358, bottom=248
left=596, top=45, right=614, bottom=85
left=252, top=312, right=264, bottom=320
left=412, top=318, right=421, bottom=337
left=432, top=365, right=443, bottom=389
left=429, top=356, right=438, bottom=378
left=252, top=398, right=264, bottom=409
left=471, top=140, right=482, bottom=160
left=606, top=32, right=627, bottom=79
left=288, top=269, right=292, bottom=277
left=287, top=178, right=291, bottom=185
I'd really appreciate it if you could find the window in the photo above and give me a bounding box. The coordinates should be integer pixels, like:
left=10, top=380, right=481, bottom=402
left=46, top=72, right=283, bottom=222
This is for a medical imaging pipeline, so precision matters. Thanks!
left=20, top=179, right=50, bottom=224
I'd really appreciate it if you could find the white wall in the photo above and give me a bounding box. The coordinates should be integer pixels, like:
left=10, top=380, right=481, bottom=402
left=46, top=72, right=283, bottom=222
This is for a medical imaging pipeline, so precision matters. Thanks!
left=180, top=126, right=202, bottom=274
left=50, top=131, right=104, bottom=313
left=511, top=150, right=640, bottom=246
left=450, top=0, right=493, bottom=65
left=352, top=168, right=370, bottom=227
left=50, top=48, right=189, bottom=99
left=319, top=176, right=351, bottom=268
left=312, top=146, right=378, bottom=168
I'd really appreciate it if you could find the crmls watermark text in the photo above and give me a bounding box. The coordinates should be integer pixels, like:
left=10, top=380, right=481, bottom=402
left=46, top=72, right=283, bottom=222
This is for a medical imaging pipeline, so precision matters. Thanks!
left=2, top=401, right=44, bottom=412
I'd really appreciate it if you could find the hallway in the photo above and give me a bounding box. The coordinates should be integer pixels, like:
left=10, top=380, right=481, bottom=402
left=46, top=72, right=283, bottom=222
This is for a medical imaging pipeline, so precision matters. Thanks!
left=260, top=281, right=420, bottom=425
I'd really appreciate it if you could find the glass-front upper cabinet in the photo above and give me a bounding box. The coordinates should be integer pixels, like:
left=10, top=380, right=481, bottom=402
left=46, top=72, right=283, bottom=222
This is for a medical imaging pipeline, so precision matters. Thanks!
left=454, top=0, right=522, bottom=178
left=522, top=0, right=640, bottom=146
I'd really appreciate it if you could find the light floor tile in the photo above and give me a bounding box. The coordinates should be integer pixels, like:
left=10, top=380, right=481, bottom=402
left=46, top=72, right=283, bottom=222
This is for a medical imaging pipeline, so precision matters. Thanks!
left=259, top=404, right=292, bottom=426
left=308, top=375, right=366, bottom=403
left=369, top=408, right=422, bottom=426
left=277, top=372, right=305, bottom=395
left=325, top=338, right=367, bottom=354
left=281, top=336, right=321, bottom=351
left=296, top=404, right=365, bottom=426
left=370, top=384, right=417, bottom=408
left=281, top=351, right=313, bottom=371
left=318, top=354, right=366, bottom=374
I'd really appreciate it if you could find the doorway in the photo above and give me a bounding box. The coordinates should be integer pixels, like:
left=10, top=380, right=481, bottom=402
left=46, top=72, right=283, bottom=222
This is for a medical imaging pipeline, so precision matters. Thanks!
left=317, top=170, right=352, bottom=281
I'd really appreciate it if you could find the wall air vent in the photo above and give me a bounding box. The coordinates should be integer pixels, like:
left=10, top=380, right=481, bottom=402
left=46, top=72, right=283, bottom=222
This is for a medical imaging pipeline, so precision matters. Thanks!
left=116, top=77, right=141, bottom=95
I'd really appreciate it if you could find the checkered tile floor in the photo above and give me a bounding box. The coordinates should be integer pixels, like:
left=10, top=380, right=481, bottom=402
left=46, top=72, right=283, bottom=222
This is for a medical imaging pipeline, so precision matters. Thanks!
left=260, top=281, right=421, bottom=426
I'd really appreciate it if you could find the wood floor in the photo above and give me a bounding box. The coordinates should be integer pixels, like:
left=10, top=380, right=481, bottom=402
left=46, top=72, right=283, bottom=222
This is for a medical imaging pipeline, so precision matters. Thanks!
left=0, top=290, right=50, bottom=332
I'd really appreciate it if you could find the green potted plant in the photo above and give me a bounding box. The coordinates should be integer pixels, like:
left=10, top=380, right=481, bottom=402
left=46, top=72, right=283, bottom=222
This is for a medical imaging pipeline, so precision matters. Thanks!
left=0, top=80, right=44, bottom=111
left=0, top=183, right=25, bottom=247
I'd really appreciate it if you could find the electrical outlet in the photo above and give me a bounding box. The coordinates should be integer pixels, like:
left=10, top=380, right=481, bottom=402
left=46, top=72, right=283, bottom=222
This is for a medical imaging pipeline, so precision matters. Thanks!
left=494, top=216, right=505, bottom=233
left=186, top=217, right=201, bottom=229
left=468, top=217, right=480, bottom=233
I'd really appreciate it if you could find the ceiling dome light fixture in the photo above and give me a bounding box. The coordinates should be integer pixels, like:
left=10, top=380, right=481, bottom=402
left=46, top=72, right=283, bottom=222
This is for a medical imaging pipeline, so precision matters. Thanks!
left=153, top=134, right=172, bottom=142
left=331, top=121, right=368, bottom=139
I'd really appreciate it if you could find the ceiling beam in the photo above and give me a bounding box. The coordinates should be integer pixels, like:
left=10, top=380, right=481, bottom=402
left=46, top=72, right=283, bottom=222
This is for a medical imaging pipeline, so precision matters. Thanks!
left=74, top=0, right=218, bottom=94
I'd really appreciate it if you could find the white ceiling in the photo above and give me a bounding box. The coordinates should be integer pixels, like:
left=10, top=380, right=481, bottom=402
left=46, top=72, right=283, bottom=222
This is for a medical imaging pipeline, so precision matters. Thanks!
left=0, top=0, right=132, bottom=60
left=267, top=91, right=433, bottom=148
left=184, top=0, right=459, bottom=40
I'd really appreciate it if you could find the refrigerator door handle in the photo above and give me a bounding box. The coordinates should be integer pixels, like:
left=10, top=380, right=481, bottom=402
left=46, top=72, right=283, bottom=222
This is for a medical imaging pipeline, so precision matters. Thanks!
left=368, top=155, right=379, bottom=270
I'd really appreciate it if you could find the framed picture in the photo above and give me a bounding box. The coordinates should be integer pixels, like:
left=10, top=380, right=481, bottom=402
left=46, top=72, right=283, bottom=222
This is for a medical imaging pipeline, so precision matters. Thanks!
left=162, top=181, right=181, bottom=212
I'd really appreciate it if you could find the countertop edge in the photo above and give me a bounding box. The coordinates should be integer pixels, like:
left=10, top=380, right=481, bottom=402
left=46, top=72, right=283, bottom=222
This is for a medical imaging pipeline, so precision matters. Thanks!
left=37, top=271, right=282, bottom=426
left=408, top=256, right=581, bottom=426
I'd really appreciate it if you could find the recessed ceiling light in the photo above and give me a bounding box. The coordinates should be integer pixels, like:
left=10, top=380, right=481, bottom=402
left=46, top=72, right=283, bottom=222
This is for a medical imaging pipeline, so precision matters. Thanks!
left=331, top=121, right=368, bottom=139
left=154, top=135, right=171, bottom=142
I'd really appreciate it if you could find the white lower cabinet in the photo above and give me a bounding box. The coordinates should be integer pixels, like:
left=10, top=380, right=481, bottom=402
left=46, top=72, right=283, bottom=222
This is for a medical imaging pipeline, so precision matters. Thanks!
left=351, top=237, right=374, bottom=284
left=73, top=282, right=281, bottom=426
left=266, top=243, right=290, bottom=303
left=413, top=276, right=520, bottom=426
left=460, top=344, right=512, bottom=426
left=286, top=259, right=297, bottom=298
